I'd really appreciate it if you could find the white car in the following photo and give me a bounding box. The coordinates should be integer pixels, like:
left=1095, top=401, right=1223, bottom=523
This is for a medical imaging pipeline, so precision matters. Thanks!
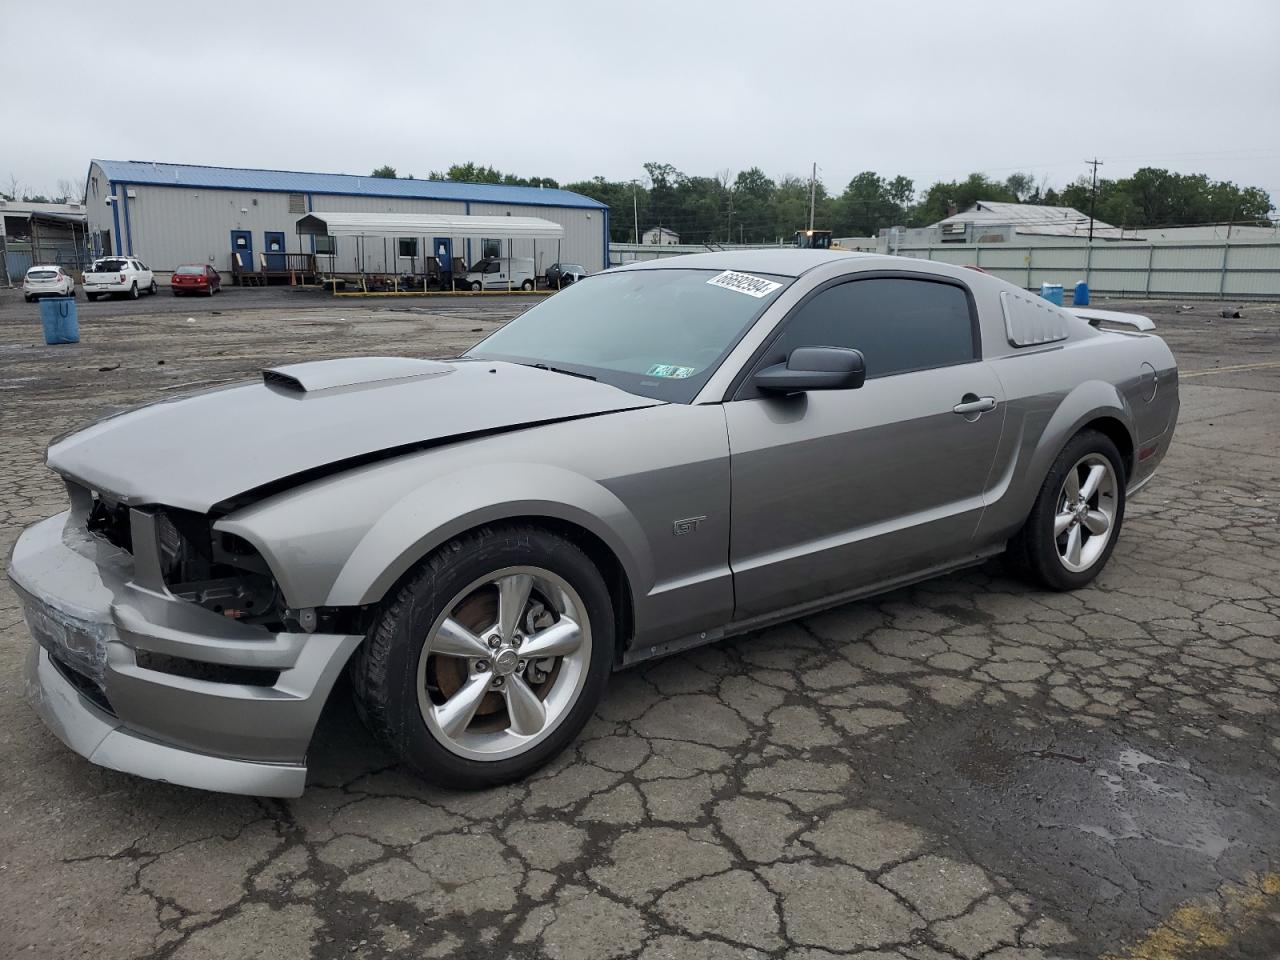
left=463, top=256, right=536, bottom=291
left=84, top=257, right=157, bottom=301
left=23, top=265, right=76, bottom=302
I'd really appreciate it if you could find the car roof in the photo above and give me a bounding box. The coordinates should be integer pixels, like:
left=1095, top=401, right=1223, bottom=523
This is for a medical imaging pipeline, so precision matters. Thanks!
left=612, top=249, right=877, bottom=278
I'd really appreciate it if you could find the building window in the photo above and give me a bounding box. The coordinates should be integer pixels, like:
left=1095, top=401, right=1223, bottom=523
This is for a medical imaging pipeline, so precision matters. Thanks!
left=481, top=238, right=501, bottom=259
left=314, top=235, right=336, bottom=255
left=288, top=193, right=306, bottom=214
left=398, top=238, right=419, bottom=258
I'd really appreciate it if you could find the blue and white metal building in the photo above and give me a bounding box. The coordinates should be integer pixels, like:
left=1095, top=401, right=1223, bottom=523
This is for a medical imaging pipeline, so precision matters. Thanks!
left=83, top=160, right=610, bottom=277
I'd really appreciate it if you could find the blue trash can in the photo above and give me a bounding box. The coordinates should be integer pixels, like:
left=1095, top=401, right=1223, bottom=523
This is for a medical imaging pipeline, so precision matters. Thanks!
left=1073, top=280, right=1090, bottom=306
left=40, top=297, right=80, bottom=344
left=1039, top=283, right=1064, bottom=306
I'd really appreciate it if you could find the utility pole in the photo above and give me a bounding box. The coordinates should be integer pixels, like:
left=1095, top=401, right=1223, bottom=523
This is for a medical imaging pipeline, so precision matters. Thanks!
left=1085, top=158, right=1103, bottom=242
left=630, top=179, right=640, bottom=244
left=808, top=162, right=817, bottom=231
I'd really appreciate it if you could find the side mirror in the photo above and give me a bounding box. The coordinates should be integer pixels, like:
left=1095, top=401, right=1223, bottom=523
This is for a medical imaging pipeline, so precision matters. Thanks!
left=754, top=346, right=866, bottom=394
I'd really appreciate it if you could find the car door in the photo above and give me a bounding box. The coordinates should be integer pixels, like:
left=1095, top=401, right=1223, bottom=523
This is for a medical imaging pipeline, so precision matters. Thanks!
left=725, top=274, right=1005, bottom=618
left=137, top=260, right=153, bottom=286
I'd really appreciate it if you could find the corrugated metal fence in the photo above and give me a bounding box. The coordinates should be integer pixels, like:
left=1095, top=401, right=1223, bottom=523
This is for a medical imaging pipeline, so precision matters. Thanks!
left=882, top=242, right=1280, bottom=300
left=609, top=241, right=1280, bottom=300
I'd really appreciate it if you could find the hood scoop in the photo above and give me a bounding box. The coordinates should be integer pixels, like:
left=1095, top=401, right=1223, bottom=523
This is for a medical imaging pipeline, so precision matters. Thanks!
left=263, top=357, right=454, bottom=393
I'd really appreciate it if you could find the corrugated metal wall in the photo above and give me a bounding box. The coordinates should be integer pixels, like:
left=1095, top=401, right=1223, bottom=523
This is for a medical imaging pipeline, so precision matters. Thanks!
left=85, top=163, right=605, bottom=276
left=467, top=202, right=604, bottom=274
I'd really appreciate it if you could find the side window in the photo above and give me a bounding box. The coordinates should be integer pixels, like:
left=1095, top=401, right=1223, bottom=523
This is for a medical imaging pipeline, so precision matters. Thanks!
left=486, top=261, right=502, bottom=274
left=764, top=277, right=976, bottom=380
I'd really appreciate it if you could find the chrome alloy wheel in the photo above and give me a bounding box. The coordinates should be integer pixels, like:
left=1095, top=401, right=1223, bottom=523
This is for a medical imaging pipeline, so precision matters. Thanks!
left=1054, top=453, right=1119, bottom=573
left=416, top=566, right=591, bottom=761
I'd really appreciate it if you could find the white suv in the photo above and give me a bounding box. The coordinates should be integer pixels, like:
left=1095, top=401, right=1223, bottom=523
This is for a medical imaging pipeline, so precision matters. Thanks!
left=84, top=257, right=157, bottom=300
left=23, top=265, right=76, bottom=302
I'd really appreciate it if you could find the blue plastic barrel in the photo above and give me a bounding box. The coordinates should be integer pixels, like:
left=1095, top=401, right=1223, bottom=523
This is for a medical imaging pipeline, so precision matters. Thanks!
left=1073, top=280, right=1090, bottom=306
left=40, top=297, right=80, bottom=344
left=1039, top=283, right=1064, bottom=306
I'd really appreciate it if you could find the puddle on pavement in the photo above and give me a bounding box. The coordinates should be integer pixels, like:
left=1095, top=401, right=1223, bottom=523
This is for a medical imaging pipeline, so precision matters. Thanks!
left=862, top=714, right=1280, bottom=955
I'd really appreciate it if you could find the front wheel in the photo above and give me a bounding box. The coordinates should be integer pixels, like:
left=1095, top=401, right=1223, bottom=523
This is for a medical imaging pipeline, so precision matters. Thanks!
left=1008, top=430, right=1126, bottom=590
left=470, top=281, right=482, bottom=292
left=351, top=524, right=614, bottom=789
left=148, top=280, right=158, bottom=295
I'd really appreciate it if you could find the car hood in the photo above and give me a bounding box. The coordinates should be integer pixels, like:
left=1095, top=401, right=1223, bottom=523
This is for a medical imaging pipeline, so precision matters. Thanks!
left=47, top=357, right=662, bottom=512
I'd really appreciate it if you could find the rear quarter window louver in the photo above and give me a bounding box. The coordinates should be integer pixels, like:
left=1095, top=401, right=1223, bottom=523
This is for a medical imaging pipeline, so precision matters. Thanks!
left=1001, top=290, right=1070, bottom=347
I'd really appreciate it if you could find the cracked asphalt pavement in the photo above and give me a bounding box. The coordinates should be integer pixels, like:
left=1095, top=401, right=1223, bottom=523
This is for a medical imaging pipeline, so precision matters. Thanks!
left=1, top=289, right=1277, bottom=959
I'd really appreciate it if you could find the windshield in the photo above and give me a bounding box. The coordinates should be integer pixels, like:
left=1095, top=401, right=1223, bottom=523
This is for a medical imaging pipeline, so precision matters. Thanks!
left=468, top=267, right=791, bottom=402
left=91, top=259, right=129, bottom=272
left=176, top=265, right=205, bottom=275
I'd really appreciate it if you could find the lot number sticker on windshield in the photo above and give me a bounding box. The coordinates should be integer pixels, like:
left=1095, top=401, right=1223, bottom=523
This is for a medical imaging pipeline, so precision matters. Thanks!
left=706, top=270, right=782, bottom=298
left=647, top=363, right=696, bottom=379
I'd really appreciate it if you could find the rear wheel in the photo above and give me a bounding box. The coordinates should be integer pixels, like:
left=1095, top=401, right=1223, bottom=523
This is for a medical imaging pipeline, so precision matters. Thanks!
left=24, top=295, right=33, bottom=303
left=1008, top=430, right=1126, bottom=590
left=351, top=524, right=613, bottom=789
left=520, top=279, right=534, bottom=292
left=128, top=283, right=139, bottom=300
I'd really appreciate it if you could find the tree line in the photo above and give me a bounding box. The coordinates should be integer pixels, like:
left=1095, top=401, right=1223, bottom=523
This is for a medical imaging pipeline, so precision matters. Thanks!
left=373, top=162, right=1276, bottom=245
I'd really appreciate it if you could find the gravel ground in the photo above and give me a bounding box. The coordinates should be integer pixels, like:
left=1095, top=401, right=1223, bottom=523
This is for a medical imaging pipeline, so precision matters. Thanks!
left=1, top=289, right=1277, bottom=960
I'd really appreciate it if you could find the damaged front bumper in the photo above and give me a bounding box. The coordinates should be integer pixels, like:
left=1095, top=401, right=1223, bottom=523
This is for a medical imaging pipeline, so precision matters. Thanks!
left=7, top=511, right=362, bottom=798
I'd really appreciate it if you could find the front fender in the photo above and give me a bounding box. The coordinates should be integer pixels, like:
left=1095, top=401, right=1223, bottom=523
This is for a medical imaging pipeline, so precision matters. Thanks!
left=217, top=459, right=653, bottom=612
left=326, top=463, right=653, bottom=607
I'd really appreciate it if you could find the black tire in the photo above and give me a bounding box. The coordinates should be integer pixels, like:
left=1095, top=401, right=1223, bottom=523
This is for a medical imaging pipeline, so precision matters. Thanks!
left=172, top=290, right=182, bottom=297
left=87, top=293, right=99, bottom=302
left=350, top=523, right=614, bottom=789
left=24, top=295, right=33, bottom=303
left=471, top=281, right=482, bottom=292
left=1008, top=429, right=1126, bottom=591
left=148, top=280, right=158, bottom=295
left=128, top=282, right=139, bottom=300
left=520, top=279, right=534, bottom=292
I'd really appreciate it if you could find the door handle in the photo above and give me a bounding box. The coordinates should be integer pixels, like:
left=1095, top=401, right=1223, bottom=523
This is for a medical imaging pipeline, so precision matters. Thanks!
left=953, top=396, right=997, bottom=415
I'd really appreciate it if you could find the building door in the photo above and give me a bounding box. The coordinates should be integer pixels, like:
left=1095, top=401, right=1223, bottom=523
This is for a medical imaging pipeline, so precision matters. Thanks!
left=433, top=238, right=452, bottom=284
left=264, top=231, right=286, bottom=270
left=230, top=230, right=253, bottom=273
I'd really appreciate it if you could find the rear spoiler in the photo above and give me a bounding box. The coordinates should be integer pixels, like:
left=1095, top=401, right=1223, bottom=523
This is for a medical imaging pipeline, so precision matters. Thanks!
left=1068, top=308, right=1155, bottom=332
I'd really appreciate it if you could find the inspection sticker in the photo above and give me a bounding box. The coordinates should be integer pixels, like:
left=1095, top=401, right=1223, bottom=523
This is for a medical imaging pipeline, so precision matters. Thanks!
left=706, top=270, right=782, bottom=298
left=646, top=363, right=696, bottom=379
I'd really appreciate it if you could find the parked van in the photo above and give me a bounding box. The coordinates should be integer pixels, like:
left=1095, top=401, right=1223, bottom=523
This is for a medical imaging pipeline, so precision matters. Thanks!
left=463, top=257, right=536, bottom=291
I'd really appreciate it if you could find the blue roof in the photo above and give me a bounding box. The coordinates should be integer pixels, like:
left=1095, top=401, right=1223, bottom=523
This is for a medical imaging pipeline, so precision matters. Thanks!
left=91, top=159, right=607, bottom=210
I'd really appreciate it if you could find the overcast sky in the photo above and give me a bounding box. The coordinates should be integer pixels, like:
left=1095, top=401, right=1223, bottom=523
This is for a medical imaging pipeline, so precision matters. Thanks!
left=7, top=0, right=1279, bottom=209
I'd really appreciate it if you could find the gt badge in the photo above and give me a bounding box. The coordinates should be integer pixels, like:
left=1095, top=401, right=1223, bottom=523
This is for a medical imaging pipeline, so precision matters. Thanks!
left=673, top=516, right=706, bottom=536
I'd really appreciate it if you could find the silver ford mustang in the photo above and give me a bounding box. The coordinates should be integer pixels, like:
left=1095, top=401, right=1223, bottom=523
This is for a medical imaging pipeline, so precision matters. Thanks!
left=8, top=251, right=1178, bottom=796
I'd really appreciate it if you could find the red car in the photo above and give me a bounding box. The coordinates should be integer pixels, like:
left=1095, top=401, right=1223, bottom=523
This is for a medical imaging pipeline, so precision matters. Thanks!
left=171, top=264, right=222, bottom=296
